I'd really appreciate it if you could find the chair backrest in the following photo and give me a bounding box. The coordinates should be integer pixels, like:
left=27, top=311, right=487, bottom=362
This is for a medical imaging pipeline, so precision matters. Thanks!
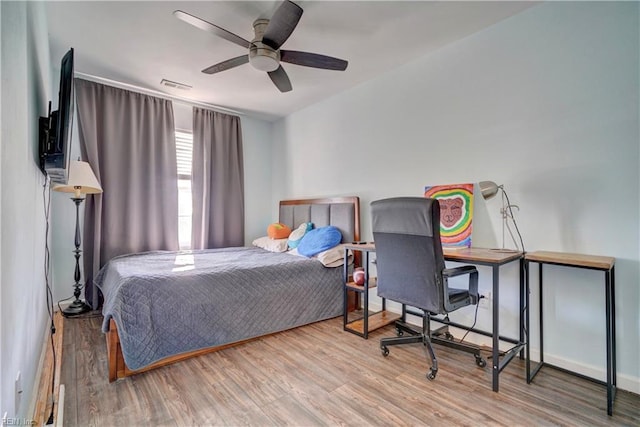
left=371, top=197, right=446, bottom=314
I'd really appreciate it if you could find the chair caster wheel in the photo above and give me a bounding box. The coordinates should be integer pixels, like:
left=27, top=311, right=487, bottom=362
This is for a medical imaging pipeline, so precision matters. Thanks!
left=395, top=328, right=404, bottom=337
left=475, top=356, right=487, bottom=368
left=427, top=369, right=437, bottom=380
left=444, top=332, right=454, bottom=341
left=381, top=346, right=389, bottom=357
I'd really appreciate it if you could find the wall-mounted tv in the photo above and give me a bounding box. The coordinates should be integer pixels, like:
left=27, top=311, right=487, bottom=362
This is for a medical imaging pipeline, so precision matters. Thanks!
left=39, top=47, right=75, bottom=184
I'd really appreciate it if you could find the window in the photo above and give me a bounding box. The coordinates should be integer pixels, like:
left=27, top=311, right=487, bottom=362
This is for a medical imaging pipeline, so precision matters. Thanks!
left=176, top=130, right=193, bottom=250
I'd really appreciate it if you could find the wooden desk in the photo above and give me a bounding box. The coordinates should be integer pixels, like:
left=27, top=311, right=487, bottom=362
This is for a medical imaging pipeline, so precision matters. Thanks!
left=442, top=247, right=525, bottom=393
left=524, top=251, right=617, bottom=415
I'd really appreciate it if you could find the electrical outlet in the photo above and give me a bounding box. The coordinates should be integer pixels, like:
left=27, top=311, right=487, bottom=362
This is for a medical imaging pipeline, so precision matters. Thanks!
left=15, top=371, right=22, bottom=413
left=479, top=292, right=492, bottom=310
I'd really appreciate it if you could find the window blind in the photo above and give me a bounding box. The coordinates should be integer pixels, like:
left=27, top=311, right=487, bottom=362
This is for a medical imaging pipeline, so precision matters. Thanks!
left=176, top=130, right=193, bottom=179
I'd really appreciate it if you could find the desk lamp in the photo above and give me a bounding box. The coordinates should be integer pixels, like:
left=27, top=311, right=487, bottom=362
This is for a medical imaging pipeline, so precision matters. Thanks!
left=479, top=181, right=524, bottom=252
left=53, top=160, right=102, bottom=315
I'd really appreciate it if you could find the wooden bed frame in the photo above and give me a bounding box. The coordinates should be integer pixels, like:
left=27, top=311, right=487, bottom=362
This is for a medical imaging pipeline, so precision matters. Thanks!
left=106, top=196, right=360, bottom=382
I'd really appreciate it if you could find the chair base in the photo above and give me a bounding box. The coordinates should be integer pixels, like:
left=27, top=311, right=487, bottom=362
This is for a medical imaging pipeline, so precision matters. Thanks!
left=380, top=316, right=486, bottom=380
left=381, top=323, right=439, bottom=380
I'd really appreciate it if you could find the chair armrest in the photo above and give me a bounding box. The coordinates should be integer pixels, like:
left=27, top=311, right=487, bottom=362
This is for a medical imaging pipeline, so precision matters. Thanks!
left=443, top=266, right=479, bottom=303
left=443, top=265, right=477, bottom=278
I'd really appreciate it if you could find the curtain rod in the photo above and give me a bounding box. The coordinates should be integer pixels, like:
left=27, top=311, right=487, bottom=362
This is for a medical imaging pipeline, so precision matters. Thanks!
left=74, top=71, right=243, bottom=116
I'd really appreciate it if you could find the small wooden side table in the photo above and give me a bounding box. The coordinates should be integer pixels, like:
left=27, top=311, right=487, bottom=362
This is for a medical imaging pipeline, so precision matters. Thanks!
left=524, top=250, right=617, bottom=415
left=342, top=243, right=400, bottom=338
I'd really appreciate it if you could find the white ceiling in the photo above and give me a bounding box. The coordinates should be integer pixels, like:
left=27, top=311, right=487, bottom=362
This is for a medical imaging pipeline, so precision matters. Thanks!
left=45, top=1, right=536, bottom=121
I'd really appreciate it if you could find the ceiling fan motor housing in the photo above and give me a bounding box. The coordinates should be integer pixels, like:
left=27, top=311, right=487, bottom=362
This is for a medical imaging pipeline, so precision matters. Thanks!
left=249, top=19, right=280, bottom=72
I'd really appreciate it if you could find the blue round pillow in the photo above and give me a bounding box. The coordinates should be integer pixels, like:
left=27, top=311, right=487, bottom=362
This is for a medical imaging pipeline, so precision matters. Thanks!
left=297, top=226, right=343, bottom=257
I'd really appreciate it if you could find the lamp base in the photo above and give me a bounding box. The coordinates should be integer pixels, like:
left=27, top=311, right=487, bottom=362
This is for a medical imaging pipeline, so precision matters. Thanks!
left=62, top=299, right=91, bottom=316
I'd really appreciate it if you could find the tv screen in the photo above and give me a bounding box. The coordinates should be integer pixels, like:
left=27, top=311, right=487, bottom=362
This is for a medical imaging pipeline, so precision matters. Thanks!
left=40, top=48, right=74, bottom=184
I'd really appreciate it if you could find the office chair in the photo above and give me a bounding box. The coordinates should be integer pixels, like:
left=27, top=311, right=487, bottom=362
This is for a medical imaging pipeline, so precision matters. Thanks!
left=371, top=197, right=486, bottom=380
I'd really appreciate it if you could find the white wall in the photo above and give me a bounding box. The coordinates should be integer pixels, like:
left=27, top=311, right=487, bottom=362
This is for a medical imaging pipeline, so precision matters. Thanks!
left=242, top=117, right=274, bottom=244
left=272, top=2, right=639, bottom=392
left=1, top=1, right=53, bottom=420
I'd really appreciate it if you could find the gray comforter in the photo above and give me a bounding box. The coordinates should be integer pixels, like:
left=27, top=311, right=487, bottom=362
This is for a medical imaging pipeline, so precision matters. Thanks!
left=95, top=247, right=343, bottom=370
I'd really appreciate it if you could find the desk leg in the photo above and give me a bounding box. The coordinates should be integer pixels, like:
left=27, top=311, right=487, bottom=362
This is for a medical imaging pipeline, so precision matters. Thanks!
left=526, top=262, right=546, bottom=383
left=363, top=251, right=370, bottom=339
left=519, top=258, right=525, bottom=359
left=539, top=263, right=544, bottom=366
left=343, top=249, right=349, bottom=331
left=611, top=266, right=617, bottom=392
left=525, top=260, right=531, bottom=381
left=612, top=266, right=617, bottom=391
left=492, top=264, right=500, bottom=392
left=605, top=266, right=617, bottom=416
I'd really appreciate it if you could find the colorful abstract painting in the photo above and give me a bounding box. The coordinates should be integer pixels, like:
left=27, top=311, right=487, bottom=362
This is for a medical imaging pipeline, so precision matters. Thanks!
left=424, top=183, right=474, bottom=248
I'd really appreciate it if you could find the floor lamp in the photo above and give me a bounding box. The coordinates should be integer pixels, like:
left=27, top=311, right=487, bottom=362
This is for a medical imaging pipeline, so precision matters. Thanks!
left=479, top=180, right=524, bottom=252
left=53, top=160, right=103, bottom=316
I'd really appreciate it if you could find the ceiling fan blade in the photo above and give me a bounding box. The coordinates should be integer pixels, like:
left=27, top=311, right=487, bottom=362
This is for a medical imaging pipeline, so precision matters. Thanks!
left=202, top=55, right=249, bottom=74
left=174, top=10, right=251, bottom=49
left=280, top=50, right=348, bottom=71
left=268, top=66, right=292, bottom=92
left=262, top=1, right=303, bottom=50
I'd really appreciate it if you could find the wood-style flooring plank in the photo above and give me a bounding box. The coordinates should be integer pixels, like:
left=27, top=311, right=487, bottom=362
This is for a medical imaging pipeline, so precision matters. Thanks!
left=61, top=315, right=640, bottom=426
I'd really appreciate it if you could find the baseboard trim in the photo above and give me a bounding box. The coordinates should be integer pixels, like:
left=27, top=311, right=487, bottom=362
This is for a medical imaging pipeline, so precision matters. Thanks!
left=32, top=311, right=64, bottom=426
left=55, top=385, right=64, bottom=427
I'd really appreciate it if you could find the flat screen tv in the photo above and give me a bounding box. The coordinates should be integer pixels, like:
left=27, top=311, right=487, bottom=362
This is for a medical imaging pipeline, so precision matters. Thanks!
left=39, top=48, right=74, bottom=184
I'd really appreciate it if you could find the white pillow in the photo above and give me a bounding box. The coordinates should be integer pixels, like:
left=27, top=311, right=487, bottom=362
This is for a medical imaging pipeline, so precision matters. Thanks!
left=288, top=243, right=353, bottom=267
left=287, top=248, right=304, bottom=257
left=252, top=236, right=289, bottom=253
left=316, top=244, right=353, bottom=267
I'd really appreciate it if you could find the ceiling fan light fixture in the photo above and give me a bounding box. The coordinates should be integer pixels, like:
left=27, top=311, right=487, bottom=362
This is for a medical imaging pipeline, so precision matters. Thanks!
left=250, top=56, right=279, bottom=72
left=249, top=43, right=280, bottom=72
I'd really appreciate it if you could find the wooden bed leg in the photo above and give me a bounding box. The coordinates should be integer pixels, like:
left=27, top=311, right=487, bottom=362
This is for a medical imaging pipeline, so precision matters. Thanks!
left=106, top=319, right=119, bottom=382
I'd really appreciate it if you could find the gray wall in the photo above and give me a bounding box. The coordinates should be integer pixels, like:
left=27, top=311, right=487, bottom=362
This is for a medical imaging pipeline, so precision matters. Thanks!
left=1, top=1, right=53, bottom=420
left=271, top=2, right=639, bottom=392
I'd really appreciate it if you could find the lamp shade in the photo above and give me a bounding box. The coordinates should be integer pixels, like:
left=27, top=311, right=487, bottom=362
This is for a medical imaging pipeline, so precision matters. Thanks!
left=479, top=181, right=500, bottom=200
left=53, top=160, right=103, bottom=198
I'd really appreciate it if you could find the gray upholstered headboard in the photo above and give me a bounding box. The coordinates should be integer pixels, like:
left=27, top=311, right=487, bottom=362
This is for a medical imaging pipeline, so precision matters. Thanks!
left=279, top=197, right=360, bottom=243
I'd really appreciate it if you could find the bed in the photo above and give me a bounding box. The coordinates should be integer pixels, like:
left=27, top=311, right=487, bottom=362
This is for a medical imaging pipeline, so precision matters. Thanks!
left=98, top=197, right=360, bottom=381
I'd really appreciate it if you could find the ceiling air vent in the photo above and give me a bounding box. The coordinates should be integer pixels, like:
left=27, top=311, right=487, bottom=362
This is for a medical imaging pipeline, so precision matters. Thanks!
left=160, top=79, right=192, bottom=90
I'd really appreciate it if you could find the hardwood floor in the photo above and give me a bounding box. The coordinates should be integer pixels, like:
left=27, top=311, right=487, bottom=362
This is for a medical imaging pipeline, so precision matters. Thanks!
left=61, top=315, right=639, bottom=426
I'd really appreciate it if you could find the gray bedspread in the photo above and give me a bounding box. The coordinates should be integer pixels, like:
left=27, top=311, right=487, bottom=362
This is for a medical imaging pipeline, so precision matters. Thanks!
left=95, top=247, right=343, bottom=370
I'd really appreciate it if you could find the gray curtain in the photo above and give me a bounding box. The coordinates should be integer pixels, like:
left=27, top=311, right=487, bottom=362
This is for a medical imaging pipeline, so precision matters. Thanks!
left=75, top=78, right=179, bottom=308
left=192, top=107, right=244, bottom=249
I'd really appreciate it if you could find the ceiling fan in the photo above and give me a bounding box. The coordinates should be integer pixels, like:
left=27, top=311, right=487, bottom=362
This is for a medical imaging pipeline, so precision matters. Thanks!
left=174, top=0, right=348, bottom=93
